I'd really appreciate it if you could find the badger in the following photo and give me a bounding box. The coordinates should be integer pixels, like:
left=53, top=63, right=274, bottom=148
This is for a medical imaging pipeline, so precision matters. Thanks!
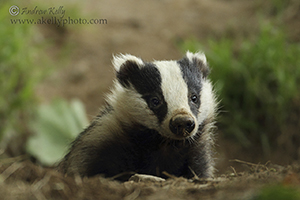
left=58, top=51, right=218, bottom=180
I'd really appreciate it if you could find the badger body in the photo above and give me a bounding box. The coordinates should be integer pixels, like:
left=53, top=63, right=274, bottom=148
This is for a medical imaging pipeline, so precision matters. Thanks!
left=58, top=52, right=217, bottom=180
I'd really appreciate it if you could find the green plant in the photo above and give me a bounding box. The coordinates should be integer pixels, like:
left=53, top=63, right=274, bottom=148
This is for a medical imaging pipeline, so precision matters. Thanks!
left=254, top=185, right=300, bottom=200
left=178, top=24, right=300, bottom=155
left=26, top=98, right=89, bottom=165
left=0, top=2, right=45, bottom=144
left=1, top=1, right=90, bottom=165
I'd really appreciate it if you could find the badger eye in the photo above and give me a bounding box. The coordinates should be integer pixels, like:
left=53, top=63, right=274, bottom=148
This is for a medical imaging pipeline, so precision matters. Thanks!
left=191, top=94, right=198, bottom=104
left=150, top=97, right=160, bottom=108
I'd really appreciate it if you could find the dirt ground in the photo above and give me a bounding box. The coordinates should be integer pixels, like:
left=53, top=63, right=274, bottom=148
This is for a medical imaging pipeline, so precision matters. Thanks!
left=1, top=159, right=300, bottom=200
left=4, top=0, right=300, bottom=199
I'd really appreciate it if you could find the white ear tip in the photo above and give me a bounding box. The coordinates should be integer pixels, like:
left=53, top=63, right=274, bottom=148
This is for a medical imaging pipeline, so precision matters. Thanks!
left=112, top=54, right=144, bottom=71
left=186, top=51, right=207, bottom=65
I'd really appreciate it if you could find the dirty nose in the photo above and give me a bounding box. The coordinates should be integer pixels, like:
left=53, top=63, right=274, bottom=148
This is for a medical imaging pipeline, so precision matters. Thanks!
left=169, top=115, right=195, bottom=137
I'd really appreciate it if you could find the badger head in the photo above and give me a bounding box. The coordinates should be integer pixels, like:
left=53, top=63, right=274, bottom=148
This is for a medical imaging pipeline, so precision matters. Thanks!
left=108, top=51, right=215, bottom=140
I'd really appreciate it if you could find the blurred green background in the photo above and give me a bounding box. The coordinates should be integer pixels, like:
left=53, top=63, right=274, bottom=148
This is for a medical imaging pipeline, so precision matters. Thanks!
left=0, top=0, right=299, bottom=172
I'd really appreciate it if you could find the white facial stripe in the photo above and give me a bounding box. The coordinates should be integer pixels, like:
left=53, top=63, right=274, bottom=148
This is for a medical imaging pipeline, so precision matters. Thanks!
left=154, top=60, right=191, bottom=115
left=153, top=60, right=203, bottom=139
left=198, top=80, right=215, bottom=124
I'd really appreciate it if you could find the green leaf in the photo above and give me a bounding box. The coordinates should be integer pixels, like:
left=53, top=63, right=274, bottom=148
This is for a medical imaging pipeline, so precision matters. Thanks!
left=26, top=99, right=89, bottom=166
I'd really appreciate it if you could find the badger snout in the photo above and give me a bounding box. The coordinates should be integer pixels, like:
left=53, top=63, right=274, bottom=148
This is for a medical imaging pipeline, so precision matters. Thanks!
left=169, top=114, right=195, bottom=137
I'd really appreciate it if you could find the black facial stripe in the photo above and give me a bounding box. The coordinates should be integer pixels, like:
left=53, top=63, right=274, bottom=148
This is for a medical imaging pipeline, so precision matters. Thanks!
left=117, top=61, right=168, bottom=124
left=177, top=57, right=203, bottom=116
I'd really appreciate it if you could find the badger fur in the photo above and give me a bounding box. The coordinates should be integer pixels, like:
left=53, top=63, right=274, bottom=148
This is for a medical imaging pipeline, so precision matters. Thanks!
left=58, top=51, right=217, bottom=180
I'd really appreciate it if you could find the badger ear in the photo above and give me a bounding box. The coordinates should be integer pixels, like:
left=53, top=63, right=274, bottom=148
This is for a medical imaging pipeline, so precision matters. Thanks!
left=186, top=51, right=210, bottom=78
left=112, top=54, right=144, bottom=72
left=112, top=54, right=144, bottom=88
